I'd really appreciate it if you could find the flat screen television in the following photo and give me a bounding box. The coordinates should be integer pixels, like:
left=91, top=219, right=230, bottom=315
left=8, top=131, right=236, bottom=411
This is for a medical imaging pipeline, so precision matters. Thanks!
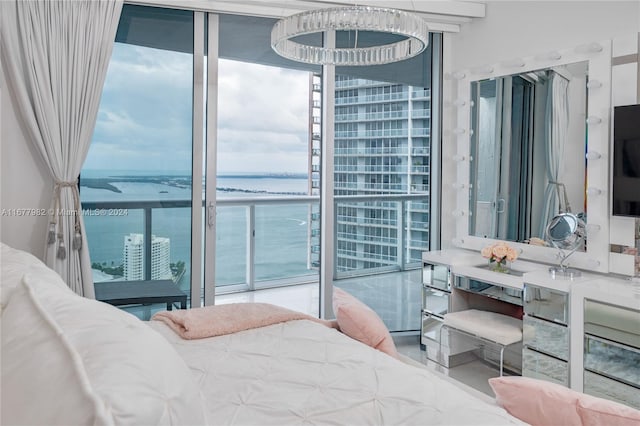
left=612, top=104, right=640, bottom=217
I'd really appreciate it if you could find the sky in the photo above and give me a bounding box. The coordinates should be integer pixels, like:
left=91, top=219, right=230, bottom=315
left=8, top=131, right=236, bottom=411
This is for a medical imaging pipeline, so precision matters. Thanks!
left=83, top=43, right=310, bottom=175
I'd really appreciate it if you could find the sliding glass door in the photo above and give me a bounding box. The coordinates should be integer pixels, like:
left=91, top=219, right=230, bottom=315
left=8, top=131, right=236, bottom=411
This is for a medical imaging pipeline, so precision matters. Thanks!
left=330, top=33, right=440, bottom=332
left=81, top=5, right=196, bottom=319
left=204, top=14, right=322, bottom=306
left=81, top=4, right=440, bottom=324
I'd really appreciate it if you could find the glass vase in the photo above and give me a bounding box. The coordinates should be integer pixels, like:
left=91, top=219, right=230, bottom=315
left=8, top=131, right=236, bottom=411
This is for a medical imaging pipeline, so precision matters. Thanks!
left=489, top=259, right=509, bottom=273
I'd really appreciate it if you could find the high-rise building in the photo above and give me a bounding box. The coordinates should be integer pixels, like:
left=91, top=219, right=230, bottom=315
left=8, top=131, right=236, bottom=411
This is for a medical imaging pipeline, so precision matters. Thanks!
left=309, top=75, right=431, bottom=273
left=123, top=233, right=172, bottom=281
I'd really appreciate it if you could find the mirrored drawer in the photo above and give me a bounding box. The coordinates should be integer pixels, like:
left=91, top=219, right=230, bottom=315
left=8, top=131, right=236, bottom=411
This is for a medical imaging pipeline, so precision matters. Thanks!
left=584, top=334, right=640, bottom=388
left=523, top=347, right=569, bottom=387
left=423, top=263, right=450, bottom=291
left=523, top=315, right=569, bottom=361
left=523, top=284, right=568, bottom=324
left=421, top=311, right=444, bottom=343
left=422, top=287, right=449, bottom=317
left=584, top=370, right=640, bottom=410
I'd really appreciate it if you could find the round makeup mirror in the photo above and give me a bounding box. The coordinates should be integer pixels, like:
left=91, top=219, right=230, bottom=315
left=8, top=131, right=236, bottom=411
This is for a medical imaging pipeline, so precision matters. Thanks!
left=545, top=213, right=586, bottom=278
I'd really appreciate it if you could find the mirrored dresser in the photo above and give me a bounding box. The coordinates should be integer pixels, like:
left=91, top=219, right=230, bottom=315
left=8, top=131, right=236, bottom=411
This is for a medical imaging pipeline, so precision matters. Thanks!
left=523, top=270, right=640, bottom=409
left=421, top=250, right=640, bottom=410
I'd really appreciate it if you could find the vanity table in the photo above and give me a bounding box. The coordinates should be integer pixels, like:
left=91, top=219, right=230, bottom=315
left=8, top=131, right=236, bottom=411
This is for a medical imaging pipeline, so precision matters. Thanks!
left=422, top=250, right=640, bottom=409
left=436, top=36, right=639, bottom=408
left=421, top=250, right=544, bottom=371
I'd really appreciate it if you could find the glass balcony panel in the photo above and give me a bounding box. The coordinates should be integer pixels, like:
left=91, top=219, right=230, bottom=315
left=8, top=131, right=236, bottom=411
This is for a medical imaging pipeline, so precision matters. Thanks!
left=83, top=207, right=144, bottom=283
left=80, top=5, right=195, bottom=319
left=215, top=206, right=247, bottom=286
left=255, top=204, right=317, bottom=282
left=335, top=198, right=428, bottom=275
left=151, top=207, right=191, bottom=290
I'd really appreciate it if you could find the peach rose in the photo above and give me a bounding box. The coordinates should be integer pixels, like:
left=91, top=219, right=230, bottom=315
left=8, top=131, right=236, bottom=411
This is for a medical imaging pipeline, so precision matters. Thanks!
left=492, top=244, right=508, bottom=260
left=481, top=246, right=493, bottom=259
left=506, top=247, right=518, bottom=262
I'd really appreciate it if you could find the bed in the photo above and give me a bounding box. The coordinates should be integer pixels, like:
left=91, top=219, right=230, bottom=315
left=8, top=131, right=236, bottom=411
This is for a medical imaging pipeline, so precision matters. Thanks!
left=148, top=319, right=524, bottom=425
left=0, top=242, right=524, bottom=425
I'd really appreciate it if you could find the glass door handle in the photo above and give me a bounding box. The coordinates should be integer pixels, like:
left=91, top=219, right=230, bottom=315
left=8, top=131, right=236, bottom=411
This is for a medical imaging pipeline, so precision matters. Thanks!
left=207, top=202, right=215, bottom=228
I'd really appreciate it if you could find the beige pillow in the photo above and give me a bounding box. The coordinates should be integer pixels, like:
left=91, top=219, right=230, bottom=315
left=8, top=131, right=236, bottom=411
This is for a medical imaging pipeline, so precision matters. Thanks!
left=1, top=273, right=208, bottom=425
left=332, top=287, right=398, bottom=358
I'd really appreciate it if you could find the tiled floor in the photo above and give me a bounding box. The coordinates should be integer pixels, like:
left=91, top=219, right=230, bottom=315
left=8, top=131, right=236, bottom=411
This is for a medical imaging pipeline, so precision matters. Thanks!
left=393, top=335, right=500, bottom=396
left=217, top=270, right=422, bottom=332
left=217, top=273, right=501, bottom=397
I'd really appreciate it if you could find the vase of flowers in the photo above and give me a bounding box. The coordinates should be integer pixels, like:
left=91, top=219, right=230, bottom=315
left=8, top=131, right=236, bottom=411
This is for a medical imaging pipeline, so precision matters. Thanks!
left=481, top=242, right=518, bottom=273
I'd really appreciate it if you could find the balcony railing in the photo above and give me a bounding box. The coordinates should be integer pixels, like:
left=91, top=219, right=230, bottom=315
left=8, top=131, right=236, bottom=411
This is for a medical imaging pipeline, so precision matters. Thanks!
left=82, top=196, right=321, bottom=293
left=411, top=127, right=430, bottom=137
left=334, top=193, right=429, bottom=277
left=411, top=165, right=430, bottom=174
left=334, top=165, right=407, bottom=173
left=334, top=128, right=409, bottom=139
left=335, top=92, right=409, bottom=105
left=412, top=147, right=430, bottom=156
left=334, top=147, right=409, bottom=156
left=411, top=109, right=431, bottom=118
left=411, top=89, right=430, bottom=99
left=82, top=192, right=430, bottom=292
left=335, top=110, right=409, bottom=122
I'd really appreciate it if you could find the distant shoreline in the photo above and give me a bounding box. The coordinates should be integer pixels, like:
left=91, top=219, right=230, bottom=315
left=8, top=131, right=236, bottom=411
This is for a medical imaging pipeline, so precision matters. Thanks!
left=80, top=174, right=309, bottom=195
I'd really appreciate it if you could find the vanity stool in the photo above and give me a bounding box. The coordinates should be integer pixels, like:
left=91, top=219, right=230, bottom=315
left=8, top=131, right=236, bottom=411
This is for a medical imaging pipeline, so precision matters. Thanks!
left=439, top=309, right=523, bottom=376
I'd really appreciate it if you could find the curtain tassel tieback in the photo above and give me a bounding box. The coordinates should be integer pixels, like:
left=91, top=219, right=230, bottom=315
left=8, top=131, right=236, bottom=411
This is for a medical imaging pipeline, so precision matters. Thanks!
left=72, top=225, right=82, bottom=251
left=50, top=180, right=81, bottom=258
left=57, top=236, right=67, bottom=260
left=47, top=222, right=56, bottom=244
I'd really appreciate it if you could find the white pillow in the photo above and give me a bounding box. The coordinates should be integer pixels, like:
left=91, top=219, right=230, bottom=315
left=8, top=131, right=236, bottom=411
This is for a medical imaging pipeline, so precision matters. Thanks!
left=1, top=273, right=208, bottom=425
left=0, top=242, right=68, bottom=311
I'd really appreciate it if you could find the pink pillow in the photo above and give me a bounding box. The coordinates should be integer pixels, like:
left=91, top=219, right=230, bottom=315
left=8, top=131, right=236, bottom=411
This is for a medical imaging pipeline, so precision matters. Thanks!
left=577, top=393, right=640, bottom=426
left=488, top=376, right=582, bottom=426
left=332, top=287, right=398, bottom=358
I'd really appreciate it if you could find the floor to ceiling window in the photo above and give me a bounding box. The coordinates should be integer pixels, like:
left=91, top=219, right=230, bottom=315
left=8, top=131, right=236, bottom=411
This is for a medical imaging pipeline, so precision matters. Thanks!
left=332, top=32, right=440, bottom=332
left=80, top=5, right=195, bottom=319
left=81, top=7, right=323, bottom=316
left=80, top=4, right=440, bottom=323
left=210, top=14, right=322, bottom=296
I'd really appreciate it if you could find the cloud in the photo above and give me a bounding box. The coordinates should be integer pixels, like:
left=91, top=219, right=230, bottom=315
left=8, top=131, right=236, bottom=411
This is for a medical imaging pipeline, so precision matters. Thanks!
left=85, top=43, right=311, bottom=174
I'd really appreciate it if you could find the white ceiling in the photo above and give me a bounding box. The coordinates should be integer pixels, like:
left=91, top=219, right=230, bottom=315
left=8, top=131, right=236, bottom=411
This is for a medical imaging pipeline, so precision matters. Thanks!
left=128, top=0, right=487, bottom=33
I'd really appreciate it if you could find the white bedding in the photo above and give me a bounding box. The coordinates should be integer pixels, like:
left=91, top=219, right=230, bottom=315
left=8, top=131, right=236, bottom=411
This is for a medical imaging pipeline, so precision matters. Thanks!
left=149, top=319, right=526, bottom=426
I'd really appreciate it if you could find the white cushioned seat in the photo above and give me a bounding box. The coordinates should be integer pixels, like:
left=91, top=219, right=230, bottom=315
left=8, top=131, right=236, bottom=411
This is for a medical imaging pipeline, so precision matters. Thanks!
left=444, top=309, right=523, bottom=346
left=1, top=272, right=208, bottom=425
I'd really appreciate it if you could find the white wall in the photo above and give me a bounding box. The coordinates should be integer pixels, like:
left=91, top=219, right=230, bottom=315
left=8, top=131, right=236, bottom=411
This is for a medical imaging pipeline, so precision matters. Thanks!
left=447, top=1, right=638, bottom=70
left=442, top=1, right=640, bottom=259
left=0, top=63, right=50, bottom=259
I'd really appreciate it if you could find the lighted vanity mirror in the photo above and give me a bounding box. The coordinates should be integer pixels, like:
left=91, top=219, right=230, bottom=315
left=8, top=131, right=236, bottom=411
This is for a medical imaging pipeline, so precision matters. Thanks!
left=468, top=61, right=588, bottom=247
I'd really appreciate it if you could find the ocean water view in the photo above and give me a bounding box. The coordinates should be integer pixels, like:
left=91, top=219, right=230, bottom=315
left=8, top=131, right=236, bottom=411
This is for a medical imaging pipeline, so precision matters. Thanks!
left=80, top=170, right=317, bottom=295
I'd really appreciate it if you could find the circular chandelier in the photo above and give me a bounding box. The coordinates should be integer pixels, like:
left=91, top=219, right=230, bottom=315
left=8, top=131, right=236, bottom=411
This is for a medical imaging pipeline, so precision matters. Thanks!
left=271, top=6, right=429, bottom=66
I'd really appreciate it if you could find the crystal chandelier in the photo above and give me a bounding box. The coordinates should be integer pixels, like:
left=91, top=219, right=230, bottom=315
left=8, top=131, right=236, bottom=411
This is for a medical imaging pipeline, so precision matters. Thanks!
left=271, top=6, right=429, bottom=66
